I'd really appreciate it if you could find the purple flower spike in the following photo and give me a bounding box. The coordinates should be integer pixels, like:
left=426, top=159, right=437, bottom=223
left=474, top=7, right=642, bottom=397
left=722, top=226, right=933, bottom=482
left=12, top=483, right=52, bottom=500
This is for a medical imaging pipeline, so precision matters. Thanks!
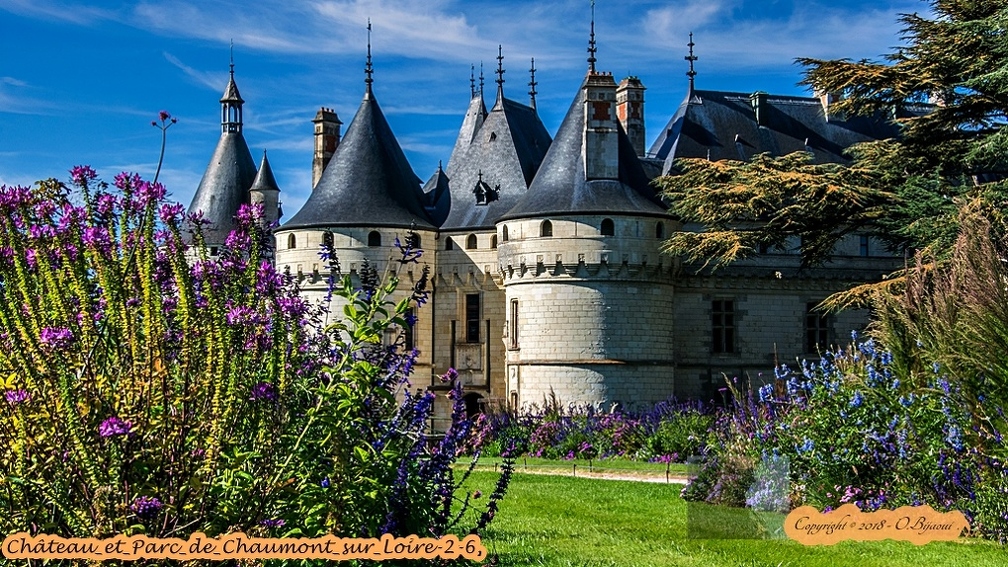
left=99, top=416, right=132, bottom=438
left=5, top=389, right=29, bottom=406
left=250, top=381, right=278, bottom=402
left=130, top=495, right=163, bottom=519
left=260, top=519, right=285, bottom=528
left=440, top=368, right=458, bottom=384
left=39, top=327, right=74, bottom=351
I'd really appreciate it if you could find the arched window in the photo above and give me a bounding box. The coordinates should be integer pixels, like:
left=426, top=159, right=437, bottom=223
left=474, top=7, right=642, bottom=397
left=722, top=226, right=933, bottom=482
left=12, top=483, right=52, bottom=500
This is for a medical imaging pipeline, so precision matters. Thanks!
left=540, top=220, right=553, bottom=237
left=656, top=222, right=665, bottom=239
left=288, top=233, right=297, bottom=249
left=466, top=234, right=478, bottom=250
left=490, top=234, right=498, bottom=249
left=322, top=231, right=334, bottom=248
left=445, top=237, right=453, bottom=250
left=368, top=231, right=381, bottom=247
left=502, top=225, right=509, bottom=242
left=409, top=233, right=421, bottom=249
left=601, top=218, right=614, bottom=236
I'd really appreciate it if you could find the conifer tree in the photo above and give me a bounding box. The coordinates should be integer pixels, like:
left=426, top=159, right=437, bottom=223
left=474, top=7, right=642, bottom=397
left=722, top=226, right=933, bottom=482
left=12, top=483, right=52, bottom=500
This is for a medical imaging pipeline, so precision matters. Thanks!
left=657, top=0, right=1008, bottom=268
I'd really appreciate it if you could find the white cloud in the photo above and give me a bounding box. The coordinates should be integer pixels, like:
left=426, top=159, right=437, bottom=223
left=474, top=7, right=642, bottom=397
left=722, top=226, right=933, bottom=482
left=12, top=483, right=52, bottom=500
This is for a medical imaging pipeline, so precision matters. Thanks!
left=0, top=0, right=117, bottom=25
left=163, top=52, right=224, bottom=91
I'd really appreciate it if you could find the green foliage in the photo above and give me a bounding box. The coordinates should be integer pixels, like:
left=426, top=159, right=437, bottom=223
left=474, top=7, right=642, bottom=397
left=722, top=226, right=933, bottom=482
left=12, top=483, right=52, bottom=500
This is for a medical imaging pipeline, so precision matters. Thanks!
left=0, top=170, right=507, bottom=560
left=655, top=151, right=894, bottom=269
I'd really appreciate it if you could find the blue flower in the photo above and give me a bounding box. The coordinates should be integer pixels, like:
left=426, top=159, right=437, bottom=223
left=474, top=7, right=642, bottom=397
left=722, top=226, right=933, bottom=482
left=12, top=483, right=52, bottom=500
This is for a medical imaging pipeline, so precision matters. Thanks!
left=796, top=438, right=814, bottom=454
left=850, top=391, right=864, bottom=408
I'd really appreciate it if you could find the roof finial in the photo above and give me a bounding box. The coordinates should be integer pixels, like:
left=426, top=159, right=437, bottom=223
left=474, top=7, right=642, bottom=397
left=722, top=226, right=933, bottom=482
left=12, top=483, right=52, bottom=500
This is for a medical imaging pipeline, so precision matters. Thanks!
left=470, top=64, right=476, bottom=98
left=587, top=0, right=597, bottom=72
left=365, top=19, right=374, bottom=95
left=479, top=61, right=485, bottom=97
left=686, top=31, right=698, bottom=92
left=495, top=45, right=505, bottom=90
left=229, top=39, right=234, bottom=77
left=528, top=57, right=538, bottom=109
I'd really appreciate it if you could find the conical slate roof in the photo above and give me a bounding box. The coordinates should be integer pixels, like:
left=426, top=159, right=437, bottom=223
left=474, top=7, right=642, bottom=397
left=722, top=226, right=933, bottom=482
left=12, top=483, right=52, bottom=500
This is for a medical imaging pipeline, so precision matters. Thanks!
left=250, top=151, right=280, bottom=194
left=221, top=73, right=244, bottom=104
left=283, top=92, right=434, bottom=230
left=422, top=162, right=451, bottom=226
left=440, top=91, right=551, bottom=230
left=446, top=94, right=487, bottom=172
left=500, top=75, right=668, bottom=221
left=187, top=131, right=258, bottom=242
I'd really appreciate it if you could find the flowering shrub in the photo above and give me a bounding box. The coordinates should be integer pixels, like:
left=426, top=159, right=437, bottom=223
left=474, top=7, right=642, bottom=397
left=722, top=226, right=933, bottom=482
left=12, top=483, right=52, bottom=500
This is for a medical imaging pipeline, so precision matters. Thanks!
left=0, top=167, right=510, bottom=549
left=470, top=394, right=713, bottom=462
left=682, top=336, right=1008, bottom=541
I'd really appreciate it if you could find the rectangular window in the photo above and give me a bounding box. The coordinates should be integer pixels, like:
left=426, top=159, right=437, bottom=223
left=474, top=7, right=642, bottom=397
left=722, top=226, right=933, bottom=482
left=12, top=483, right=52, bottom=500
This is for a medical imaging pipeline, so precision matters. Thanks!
left=510, top=299, right=519, bottom=349
left=859, top=235, right=870, bottom=257
left=806, top=302, right=829, bottom=354
left=404, top=307, right=415, bottom=350
left=465, top=294, right=480, bottom=343
left=712, top=300, right=735, bottom=354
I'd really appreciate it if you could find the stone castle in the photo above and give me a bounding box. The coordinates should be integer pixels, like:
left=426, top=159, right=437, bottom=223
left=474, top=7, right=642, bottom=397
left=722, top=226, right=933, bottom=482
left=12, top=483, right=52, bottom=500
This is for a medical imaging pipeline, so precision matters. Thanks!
left=188, top=27, right=902, bottom=421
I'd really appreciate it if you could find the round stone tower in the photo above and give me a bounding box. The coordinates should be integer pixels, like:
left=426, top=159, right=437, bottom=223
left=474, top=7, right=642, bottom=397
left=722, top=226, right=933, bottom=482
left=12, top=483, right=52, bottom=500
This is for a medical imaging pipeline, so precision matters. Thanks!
left=275, top=34, right=436, bottom=377
left=496, top=48, right=677, bottom=410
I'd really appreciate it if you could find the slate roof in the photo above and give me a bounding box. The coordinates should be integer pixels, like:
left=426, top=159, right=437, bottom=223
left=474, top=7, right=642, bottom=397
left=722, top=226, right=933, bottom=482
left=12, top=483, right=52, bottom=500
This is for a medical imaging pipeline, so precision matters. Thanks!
left=648, top=90, right=905, bottom=174
left=439, top=87, right=552, bottom=231
left=221, top=73, right=244, bottom=104
left=500, top=75, right=669, bottom=221
left=283, top=91, right=435, bottom=230
left=187, top=131, right=258, bottom=243
left=422, top=162, right=451, bottom=226
left=250, top=151, right=280, bottom=194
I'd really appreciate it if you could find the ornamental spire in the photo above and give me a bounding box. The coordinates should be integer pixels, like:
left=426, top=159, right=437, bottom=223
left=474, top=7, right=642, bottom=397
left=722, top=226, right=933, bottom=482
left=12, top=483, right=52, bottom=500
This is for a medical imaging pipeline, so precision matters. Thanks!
left=686, top=31, right=698, bottom=93
left=365, top=19, right=374, bottom=97
left=528, top=57, right=538, bottom=109
left=479, top=61, right=485, bottom=98
left=587, top=0, right=597, bottom=72
left=470, top=64, right=476, bottom=98
left=495, top=45, right=506, bottom=104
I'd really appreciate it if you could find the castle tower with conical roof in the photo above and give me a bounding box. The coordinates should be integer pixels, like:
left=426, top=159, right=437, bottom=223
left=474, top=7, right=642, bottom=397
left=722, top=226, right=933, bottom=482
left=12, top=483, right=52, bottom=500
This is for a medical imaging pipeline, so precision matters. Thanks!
left=422, top=46, right=553, bottom=409
left=495, top=12, right=677, bottom=410
left=187, top=62, right=259, bottom=249
left=275, top=24, right=436, bottom=378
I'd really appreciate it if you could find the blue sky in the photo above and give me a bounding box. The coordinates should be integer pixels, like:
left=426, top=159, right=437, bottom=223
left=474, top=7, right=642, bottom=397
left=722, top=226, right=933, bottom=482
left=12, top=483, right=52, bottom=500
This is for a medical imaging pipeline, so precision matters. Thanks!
left=0, top=0, right=925, bottom=215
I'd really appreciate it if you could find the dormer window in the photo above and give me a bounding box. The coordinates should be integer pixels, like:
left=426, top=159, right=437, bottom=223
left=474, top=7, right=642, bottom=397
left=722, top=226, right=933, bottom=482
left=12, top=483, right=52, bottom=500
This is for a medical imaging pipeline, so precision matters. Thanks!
left=601, top=218, right=614, bottom=236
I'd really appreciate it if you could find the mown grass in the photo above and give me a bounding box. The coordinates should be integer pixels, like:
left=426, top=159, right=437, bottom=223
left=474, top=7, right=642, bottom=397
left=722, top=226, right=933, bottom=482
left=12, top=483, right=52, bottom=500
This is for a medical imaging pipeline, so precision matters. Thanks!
left=467, top=456, right=691, bottom=478
left=457, top=471, right=1008, bottom=567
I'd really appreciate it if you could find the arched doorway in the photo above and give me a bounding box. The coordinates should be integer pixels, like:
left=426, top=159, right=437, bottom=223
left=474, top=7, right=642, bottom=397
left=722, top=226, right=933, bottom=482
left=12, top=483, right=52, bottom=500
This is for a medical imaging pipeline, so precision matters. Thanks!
left=463, top=393, right=485, bottom=419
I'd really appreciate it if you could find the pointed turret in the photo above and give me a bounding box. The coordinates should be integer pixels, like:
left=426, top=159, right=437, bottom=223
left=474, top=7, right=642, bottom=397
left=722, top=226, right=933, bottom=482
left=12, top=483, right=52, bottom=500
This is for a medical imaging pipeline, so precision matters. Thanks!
left=250, top=150, right=281, bottom=227
left=439, top=51, right=552, bottom=231
left=500, top=16, right=665, bottom=221
left=187, top=62, right=258, bottom=244
left=422, top=161, right=451, bottom=225
left=282, top=33, right=433, bottom=231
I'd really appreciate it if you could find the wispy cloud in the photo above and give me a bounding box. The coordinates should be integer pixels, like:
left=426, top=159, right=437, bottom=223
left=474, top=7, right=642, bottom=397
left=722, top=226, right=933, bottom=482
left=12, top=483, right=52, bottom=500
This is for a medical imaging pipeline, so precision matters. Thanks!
left=163, top=52, right=223, bottom=91
left=0, top=0, right=118, bottom=25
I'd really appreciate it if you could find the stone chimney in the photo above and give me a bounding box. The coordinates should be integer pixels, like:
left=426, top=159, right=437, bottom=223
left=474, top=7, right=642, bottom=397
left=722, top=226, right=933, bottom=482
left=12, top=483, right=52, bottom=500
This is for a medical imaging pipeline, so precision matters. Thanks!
left=583, top=71, right=619, bottom=180
left=750, top=91, right=768, bottom=127
left=616, top=76, right=646, bottom=157
left=312, top=107, right=342, bottom=188
left=815, top=90, right=843, bottom=122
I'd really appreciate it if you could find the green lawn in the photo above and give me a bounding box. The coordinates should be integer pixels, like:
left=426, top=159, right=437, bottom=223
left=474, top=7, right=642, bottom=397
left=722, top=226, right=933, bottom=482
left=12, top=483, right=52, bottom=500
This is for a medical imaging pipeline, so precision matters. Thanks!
left=466, top=456, right=691, bottom=479
left=457, top=471, right=1008, bottom=567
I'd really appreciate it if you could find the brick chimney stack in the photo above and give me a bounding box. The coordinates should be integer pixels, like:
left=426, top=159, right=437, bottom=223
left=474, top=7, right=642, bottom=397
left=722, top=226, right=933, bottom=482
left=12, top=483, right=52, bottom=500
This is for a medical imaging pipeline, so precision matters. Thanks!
left=312, top=107, right=342, bottom=188
left=616, top=76, right=646, bottom=157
